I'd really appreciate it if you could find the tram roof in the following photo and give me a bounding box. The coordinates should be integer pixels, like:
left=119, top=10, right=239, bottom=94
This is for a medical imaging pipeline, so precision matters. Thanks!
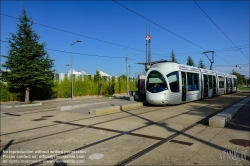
left=150, top=62, right=235, bottom=77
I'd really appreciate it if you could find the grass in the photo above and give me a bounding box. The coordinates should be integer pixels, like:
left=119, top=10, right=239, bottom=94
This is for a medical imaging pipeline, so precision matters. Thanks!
left=239, top=87, right=250, bottom=91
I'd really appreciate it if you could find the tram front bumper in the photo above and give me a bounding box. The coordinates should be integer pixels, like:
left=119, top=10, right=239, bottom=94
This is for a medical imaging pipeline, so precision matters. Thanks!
left=146, top=92, right=169, bottom=105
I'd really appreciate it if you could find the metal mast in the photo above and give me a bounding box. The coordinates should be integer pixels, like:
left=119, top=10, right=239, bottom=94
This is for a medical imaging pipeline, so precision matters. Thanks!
left=203, top=51, right=214, bottom=70
left=145, top=22, right=151, bottom=71
left=126, top=54, right=129, bottom=96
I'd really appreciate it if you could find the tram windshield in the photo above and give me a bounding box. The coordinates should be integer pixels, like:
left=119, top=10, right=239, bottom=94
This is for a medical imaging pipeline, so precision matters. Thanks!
left=167, top=71, right=179, bottom=92
left=146, top=70, right=168, bottom=93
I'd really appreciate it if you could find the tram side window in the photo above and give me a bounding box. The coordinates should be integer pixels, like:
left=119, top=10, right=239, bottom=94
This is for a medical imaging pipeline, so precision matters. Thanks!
left=233, top=78, right=238, bottom=87
left=209, top=75, right=212, bottom=89
left=226, top=78, right=229, bottom=87
left=229, top=78, right=233, bottom=88
left=218, top=76, right=224, bottom=88
left=213, top=75, right=216, bottom=87
left=212, top=75, right=216, bottom=94
left=219, top=81, right=224, bottom=88
left=167, top=71, right=179, bottom=92
left=187, top=72, right=199, bottom=91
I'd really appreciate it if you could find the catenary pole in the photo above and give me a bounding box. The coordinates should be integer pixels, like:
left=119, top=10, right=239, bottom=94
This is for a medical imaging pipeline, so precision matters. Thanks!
left=126, top=54, right=129, bottom=96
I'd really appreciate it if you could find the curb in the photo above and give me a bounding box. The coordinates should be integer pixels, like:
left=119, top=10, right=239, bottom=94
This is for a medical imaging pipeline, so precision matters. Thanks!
left=89, top=101, right=147, bottom=115
left=1, top=102, right=42, bottom=109
left=89, top=106, right=121, bottom=115
left=57, top=102, right=106, bottom=111
left=209, top=96, right=250, bottom=128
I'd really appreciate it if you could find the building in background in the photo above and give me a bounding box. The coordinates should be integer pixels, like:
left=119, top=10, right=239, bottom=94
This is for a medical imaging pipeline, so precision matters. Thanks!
left=54, top=69, right=115, bottom=82
left=97, top=70, right=112, bottom=81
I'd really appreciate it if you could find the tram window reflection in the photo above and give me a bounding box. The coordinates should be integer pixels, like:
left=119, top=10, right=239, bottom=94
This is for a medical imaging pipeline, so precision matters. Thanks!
left=167, top=71, right=179, bottom=92
left=187, top=72, right=199, bottom=91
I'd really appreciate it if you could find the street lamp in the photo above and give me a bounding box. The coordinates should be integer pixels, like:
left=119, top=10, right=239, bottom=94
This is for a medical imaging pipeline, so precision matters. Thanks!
left=70, top=40, right=81, bottom=99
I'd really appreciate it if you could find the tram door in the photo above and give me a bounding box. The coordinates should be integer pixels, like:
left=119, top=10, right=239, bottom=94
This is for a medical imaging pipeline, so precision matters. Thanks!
left=203, top=74, right=208, bottom=98
left=229, top=78, right=233, bottom=93
left=212, top=75, right=217, bottom=96
left=181, top=72, right=186, bottom=101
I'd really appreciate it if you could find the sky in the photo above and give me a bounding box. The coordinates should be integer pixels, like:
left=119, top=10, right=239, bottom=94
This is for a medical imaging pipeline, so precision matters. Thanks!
left=1, top=1, right=249, bottom=78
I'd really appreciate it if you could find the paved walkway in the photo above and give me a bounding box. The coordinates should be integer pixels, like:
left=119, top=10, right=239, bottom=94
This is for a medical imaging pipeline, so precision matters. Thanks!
left=0, top=92, right=249, bottom=165
left=0, top=94, right=127, bottom=106
left=226, top=99, right=250, bottom=131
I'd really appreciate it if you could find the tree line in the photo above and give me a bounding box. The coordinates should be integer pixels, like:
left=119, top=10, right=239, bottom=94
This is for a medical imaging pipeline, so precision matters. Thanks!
left=170, top=50, right=249, bottom=86
left=0, top=7, right=138, bottom=102
left=170, top=50, right=205, bottom=68
left=0, top=70, right=138, bottom=102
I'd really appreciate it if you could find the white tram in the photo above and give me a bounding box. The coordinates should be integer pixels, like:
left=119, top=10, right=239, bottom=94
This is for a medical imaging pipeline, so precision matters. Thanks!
left=145, top=62, right=238, bottom=105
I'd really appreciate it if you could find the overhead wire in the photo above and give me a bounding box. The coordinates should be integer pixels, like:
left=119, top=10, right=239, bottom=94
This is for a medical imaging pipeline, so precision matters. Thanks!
left=112, top=1, right=248, bottom=67
left=1, top=40, right=248, bottom=65
left=46, top=48, right=125, bottom=59
left=128, top=44, right=249, bottom=61
left=152, top=45, right=249, bottom=58
left=213, top=64, right=249, bottom=67
left=1, top=13, right=177, bottom=58
left=2, top=3, right=248, bottom=67
left=214, top=53, right=233, bottom=65
left=113, top=0, right=206, bottom=51
left=193, top=0, right=249, bottom=61
left=1, top=13, right=145, bottom=53
left=0, top=40, right=139, bottom=62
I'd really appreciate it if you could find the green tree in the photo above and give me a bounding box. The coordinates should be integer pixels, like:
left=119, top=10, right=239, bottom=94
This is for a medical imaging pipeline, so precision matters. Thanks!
left=187, top=56, right=195, bottom=66
left=105, top=76, right=116, bottom=96
left=198, top=59, right=206, bottom=69
left=117, top=74, right=127, bottom=93
left=94, top=70, right=102, bottom=95
left=1, top=7, right=54, bottom=103
left=231, top=69, right=245, bottom=87
left=170, top=49, right=177, bottom=63
left=94, top=70, right=101, bottom=83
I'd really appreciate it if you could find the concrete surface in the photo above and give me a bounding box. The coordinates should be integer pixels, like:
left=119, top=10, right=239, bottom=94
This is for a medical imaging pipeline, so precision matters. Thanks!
left=57, top=102, right=106, bottom=111
left=89, top=106, right=121, bottom=115
left=0, top=92, right=249, bottom=166
left=89, top=102, right=147, bottom=115
left=1, top=102, right=42, bottom=109
left=209, top=96, right=250, bottom=127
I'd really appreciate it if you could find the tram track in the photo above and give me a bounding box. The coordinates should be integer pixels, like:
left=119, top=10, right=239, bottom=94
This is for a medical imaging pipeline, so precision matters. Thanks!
left=1, top=95, right=242, bottom=138
left=26, top=103, right=221, bottom=166
left=1, top=106, right=177, bottom=149
left=0, top=103, right=210, bottom=155
left=27, top=97, right=247, bottom=166
left=1, top=96, right=240, bottom=146
left=2, top=95, right=248, bottom=165
left=0, top=105, right=166, bottom=136
left=115, top=97, right=250, bottom=165
left=115, top=112, right=226, bottom=165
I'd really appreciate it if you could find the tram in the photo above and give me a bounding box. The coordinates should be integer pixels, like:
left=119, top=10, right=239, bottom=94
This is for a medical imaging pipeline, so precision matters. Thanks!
left=145, top=62, right=238, bottom=105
